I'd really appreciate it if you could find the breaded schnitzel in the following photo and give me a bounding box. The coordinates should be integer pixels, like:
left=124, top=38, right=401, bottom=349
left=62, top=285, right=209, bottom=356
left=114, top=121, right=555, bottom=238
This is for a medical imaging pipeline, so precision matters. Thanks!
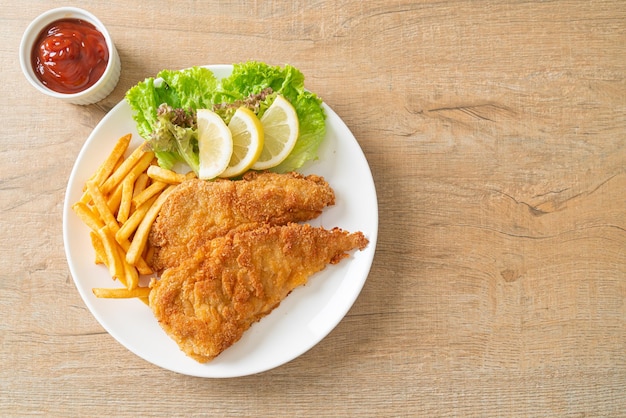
left=149, top=223, right=368, bottom=362
left=148, top=171, right=335, bottom=271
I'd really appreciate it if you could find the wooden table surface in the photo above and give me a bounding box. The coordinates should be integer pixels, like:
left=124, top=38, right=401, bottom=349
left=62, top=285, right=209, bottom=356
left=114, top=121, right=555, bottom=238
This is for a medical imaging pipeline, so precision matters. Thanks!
left=2, top=1, right=625, bottom=416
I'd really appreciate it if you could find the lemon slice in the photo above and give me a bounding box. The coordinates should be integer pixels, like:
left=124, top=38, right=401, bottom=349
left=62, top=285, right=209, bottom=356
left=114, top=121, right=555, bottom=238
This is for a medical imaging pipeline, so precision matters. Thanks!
left=251, top=95, right=299, bottom=170
left=196, top=108, right=233, bottom=180
left=219, top=107, right=264, bottom=178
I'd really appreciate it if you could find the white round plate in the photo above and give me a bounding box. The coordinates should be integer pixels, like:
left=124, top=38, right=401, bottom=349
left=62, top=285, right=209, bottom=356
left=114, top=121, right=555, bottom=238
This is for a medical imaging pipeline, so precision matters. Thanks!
left=63, top=65, right=378, bottom=377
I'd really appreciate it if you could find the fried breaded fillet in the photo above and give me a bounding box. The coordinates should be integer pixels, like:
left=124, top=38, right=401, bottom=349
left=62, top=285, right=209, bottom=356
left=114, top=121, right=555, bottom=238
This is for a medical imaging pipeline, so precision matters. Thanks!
left=148, top=171, right=335, bottom=271
left=149, top=223, right=368, bottom=362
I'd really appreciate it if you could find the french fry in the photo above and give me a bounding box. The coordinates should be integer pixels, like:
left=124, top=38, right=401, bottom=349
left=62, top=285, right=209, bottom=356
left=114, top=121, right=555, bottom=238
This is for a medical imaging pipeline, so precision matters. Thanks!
left=90, top=231, right=105, bottom=264
left=100, top=143, right=153, bottom=194
left=131, top=181, right=167, bottom=208
left=74, top=200, right=108, bottom=267
left=132, top=173, right=150, bottom=200
left=97, top=225, right=124, bottom=283
left=92, top=287, right=151, bottom=299
left=126, top=185, right=176, bottom=265
left=117, top=172, right=136, bottom=224
left=126, top=152, right=157, bottom=186
left=135, top=258, right=153, bottom=276
left=79, top=190, right=92, bottom=205
left=115, top=245, right=132, bottom=288
left=113, top=234, right=153, bottom=275
left=72, top=201, right=105, bottom=232
left=91, top=133, right=132, bottom=187
left=86, top=180, right=119, bottom=235
left=124, top=261, right=140, bottom=290
left=80, top=142, right=129, bottom=204
left=115, top=195, right=158, bottom=244
left=147, top=165, right=187, bottom=184
left=109, top=244, right=139, bottom=290
left=120, top=245, right=140, bottom=290
left=106, top=180, right=124, bottom=215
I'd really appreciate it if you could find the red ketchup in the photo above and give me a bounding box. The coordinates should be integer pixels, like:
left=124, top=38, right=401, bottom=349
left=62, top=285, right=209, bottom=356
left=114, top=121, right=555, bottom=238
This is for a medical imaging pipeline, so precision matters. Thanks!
left=31, top=18, right=109, bottom=94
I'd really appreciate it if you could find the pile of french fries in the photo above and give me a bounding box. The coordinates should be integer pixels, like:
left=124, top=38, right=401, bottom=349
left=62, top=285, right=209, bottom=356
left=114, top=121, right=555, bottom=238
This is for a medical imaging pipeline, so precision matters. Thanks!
left=72, top=133, right=193, bottom=302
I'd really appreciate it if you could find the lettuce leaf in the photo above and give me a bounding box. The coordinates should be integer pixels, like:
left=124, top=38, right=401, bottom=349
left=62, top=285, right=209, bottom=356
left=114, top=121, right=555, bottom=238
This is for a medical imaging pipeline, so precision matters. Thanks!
left=125, top=62, right=326, bottom=175
left=274, top=90, right=326, bottom=172
left=126, top=67, right=217, bottom=139
left=149, top=105, right=199, bottom=173
left=156, top=67, right=220, bottom=110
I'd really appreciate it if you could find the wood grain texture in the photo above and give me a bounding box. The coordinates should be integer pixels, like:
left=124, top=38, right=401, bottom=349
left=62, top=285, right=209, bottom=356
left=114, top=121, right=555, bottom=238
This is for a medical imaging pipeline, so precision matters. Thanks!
left=1, top=0, right=625, bottom=416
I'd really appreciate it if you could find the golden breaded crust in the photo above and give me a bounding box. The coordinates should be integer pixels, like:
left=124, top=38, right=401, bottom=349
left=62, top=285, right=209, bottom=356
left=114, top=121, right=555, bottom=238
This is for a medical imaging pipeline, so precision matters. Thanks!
left=148, top=171, right=335, bottom=271
left=149, top=223, right=368, bottom=362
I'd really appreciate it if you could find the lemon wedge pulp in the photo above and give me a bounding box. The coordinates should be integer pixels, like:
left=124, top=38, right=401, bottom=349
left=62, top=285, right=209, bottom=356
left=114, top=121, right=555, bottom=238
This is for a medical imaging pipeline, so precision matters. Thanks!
left=251, top=95, right=299, bottom=171
left=196, top=108, right=233, bottom=180
left=219, top=107, right=264, bottom=178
